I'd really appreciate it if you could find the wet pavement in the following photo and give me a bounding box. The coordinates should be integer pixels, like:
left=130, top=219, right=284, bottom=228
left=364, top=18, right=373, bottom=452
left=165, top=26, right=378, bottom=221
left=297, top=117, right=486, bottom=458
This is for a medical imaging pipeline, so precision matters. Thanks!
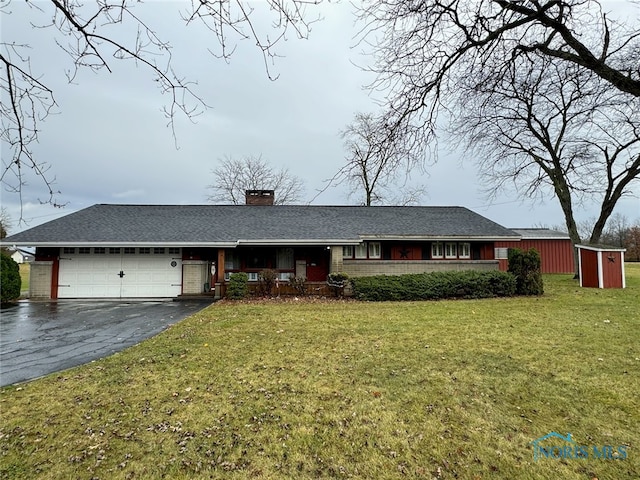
left=0, top=300, right=212, bottom=387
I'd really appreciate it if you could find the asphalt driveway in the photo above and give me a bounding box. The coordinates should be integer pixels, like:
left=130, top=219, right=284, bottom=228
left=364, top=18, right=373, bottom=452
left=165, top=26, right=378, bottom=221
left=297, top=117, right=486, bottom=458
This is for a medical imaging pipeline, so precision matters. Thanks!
left=0, top=300, right=212, bottom=387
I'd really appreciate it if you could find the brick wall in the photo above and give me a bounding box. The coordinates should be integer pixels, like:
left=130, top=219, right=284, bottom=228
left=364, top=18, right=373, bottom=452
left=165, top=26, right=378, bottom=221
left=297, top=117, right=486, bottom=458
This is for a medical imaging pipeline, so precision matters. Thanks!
left=182, top=260, right=209, bottom=294
left=342, top=260, right=499, bottom=277
left=29, top=261, right=53, bottom=299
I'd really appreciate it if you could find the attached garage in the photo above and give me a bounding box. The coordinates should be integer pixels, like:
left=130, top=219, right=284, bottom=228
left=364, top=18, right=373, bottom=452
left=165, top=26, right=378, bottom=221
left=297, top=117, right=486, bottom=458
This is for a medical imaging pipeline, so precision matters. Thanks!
left=57, top=247, right=182, bottom=298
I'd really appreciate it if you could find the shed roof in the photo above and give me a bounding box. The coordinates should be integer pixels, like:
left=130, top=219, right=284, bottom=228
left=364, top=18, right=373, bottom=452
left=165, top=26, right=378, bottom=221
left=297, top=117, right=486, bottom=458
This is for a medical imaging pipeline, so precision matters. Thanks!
left=2, top=204, right=519, bottom=247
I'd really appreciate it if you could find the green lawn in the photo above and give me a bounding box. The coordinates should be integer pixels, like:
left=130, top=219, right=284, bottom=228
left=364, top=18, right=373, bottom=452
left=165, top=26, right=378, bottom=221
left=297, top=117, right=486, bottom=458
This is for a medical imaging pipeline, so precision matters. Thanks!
left=19, top=263, right=29, bottom=293
left=1, top=266, right=639, bottom=479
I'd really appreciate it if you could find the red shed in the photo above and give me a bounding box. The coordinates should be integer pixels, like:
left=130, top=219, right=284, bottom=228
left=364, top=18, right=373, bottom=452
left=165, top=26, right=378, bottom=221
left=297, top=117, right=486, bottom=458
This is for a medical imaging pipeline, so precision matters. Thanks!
left=495, top=229, right=575, bottom=274
left=576, top=244, right=626, bottom=289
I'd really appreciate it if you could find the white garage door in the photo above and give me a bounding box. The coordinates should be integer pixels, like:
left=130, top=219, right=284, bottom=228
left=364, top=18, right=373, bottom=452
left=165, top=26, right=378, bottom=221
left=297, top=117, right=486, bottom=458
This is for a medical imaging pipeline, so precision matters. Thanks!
left=58, top=247, right=182, bottom=298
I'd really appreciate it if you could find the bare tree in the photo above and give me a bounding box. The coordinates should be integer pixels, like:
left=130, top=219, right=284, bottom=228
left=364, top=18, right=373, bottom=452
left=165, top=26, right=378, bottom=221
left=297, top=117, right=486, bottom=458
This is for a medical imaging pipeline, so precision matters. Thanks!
left=356, top=1, right=640, bottom=140
left=451, top=50, right=640, bottom=258
left=0, top=207, right=12, bottom=240
left=625, top=225, right=640, bottom=261
left=323, top=112, right=426, bottom=206
left=601, top=213, right=632, bottom=247
left=207, top=154, right=305, bottom=204
left=1, top=0, right=321, bottom=211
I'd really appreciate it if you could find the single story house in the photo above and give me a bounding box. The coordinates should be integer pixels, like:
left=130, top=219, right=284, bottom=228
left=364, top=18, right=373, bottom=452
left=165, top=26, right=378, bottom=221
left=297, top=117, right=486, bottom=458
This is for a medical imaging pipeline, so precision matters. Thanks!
left=2, top=191, right=524, bottom=299
left=494, top=228, right=575, bottom=274
left=7, top=247, right=35, bottom=264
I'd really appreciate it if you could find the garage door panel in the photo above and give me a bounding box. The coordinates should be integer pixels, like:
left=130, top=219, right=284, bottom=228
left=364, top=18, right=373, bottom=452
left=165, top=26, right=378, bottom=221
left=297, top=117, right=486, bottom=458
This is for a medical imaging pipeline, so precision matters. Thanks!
left=58, top=252, right=182, bottom=298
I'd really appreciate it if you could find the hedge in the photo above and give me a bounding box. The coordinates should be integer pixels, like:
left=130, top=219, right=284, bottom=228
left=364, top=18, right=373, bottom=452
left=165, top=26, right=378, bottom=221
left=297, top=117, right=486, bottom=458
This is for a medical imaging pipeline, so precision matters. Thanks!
left=1, top=253, right=21, bottom=303
left=350, top=270, right=516, bottom=301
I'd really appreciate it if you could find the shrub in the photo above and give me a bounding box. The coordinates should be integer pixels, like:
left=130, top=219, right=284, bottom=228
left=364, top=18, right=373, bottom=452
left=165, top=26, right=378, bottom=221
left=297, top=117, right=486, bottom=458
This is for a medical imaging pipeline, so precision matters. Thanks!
left=508, top=248, right=544, bottom=295
left=226, top=272, right=249, bottom=300
left=289, top=275, right=307, bottom=296
left=327, top=272, right=350, bottom=297
left=1, top=253, right=21, bottom=303
left=258, top=269, right=278, bottom=296
left=350, top=270, right=516, bottom=301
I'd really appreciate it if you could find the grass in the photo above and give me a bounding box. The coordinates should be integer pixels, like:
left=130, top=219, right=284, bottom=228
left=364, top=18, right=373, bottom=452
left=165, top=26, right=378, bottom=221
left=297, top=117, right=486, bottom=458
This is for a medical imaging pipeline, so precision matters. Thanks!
left=19, top=263, right=29, bottom=293
left=1, top=265, right=639, bottom=479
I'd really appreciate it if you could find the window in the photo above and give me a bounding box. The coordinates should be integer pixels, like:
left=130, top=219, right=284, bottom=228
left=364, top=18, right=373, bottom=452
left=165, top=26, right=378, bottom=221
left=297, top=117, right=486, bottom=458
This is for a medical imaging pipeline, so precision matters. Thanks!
left=247, top=272, right=259, bottom=282
left=495, top=247, right=509, bottom=260
left=342, top=246, right=354, bottom=259
left=459, top=243, right=471, bottom=259
left=368, top=242, right=381, bottom=259
left=124, top=247, right=136, bottom=255
left=78, top=247, right=90, bottom=254
left=445, top=242, right=457, bottom=259
left=139, top=247, right=151, bottom=255
left=431, top=242, right=443, bottom=259
left=109, top=248, right=121, bottom=255
left=153, top=247, right=165, bottom=255
left=168, top=247, right=180, bottom=255
left=277, top=248, right=294, bottom=270
left=225, top=250, right=240, bottom=270
left=63, top=247, right=75, bottom=254
left=278, top=272, right=293, bottom=281
left=94, top=247, right=106, bottom=254
left=355, top=243, right=367, bottom=259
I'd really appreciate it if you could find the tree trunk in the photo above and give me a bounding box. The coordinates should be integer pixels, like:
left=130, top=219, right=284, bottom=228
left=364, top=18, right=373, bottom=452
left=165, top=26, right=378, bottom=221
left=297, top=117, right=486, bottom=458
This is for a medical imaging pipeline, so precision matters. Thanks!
left=552, top=176, right=582, bottom=277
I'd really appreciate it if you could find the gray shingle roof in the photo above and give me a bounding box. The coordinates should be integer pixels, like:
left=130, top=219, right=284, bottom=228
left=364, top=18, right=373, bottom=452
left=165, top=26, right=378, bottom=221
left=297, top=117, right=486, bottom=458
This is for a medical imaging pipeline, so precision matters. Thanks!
left=510, top=228, right=570, bottom=240
left=2, top=204, right=519, bottom=246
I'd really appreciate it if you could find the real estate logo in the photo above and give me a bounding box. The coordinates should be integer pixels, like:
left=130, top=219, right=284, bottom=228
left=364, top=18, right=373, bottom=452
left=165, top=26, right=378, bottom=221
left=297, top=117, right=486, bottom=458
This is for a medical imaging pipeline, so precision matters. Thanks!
left=530, top=432, right=628, bottom=461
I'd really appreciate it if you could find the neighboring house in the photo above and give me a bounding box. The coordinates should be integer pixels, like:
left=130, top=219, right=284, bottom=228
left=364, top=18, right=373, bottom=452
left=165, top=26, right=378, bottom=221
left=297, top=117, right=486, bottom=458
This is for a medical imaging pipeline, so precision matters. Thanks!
left=8, top=248, right=35, bottom=264
left=0, top=191, right=521, bottom=299
left=495, top=228, right=575, bottom=274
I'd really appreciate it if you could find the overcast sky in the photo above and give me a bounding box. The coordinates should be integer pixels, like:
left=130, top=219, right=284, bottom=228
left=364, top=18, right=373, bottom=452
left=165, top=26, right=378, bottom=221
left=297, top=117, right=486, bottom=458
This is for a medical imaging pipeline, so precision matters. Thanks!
left=2, top=1, right=639, bottom=236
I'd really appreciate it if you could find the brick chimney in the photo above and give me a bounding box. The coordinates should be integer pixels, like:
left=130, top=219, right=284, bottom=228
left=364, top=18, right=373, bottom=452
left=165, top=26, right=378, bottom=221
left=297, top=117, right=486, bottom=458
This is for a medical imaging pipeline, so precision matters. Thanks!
left=245, top=189, right=275, bottom=205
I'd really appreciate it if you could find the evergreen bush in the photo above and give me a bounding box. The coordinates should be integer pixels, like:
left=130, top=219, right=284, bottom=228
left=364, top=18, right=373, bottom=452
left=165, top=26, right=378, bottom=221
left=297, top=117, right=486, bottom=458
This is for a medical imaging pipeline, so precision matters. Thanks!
left=508, top=248, right=544, bottom=295
left=1, top=253, right=21, bottom=303
left=226, top=272, right=249, bottom=300
left=327, top=272, right=350, bottom=297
